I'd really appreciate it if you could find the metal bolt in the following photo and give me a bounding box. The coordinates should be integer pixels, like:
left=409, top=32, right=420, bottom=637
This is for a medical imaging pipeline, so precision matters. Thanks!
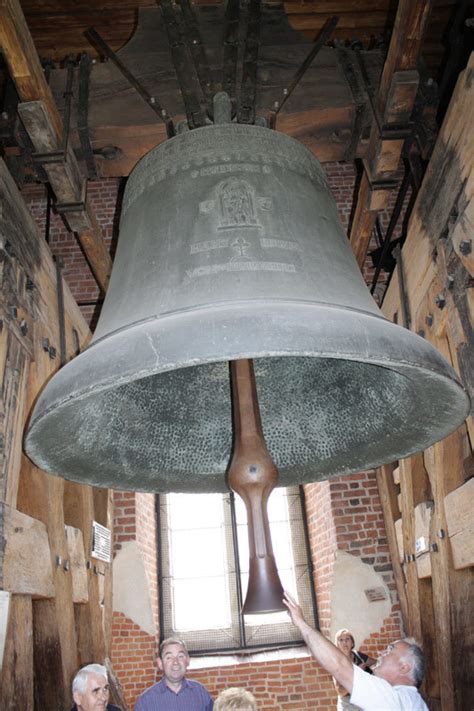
left=63, top=560, right=70, bottom=572
left=435, top=293, right=446, bottom=309
left=56, top=555, right=63, bottom=567
left=8, top=305, right=17, bottom=319
left=1, top=111, right=8, bottom=120
left=437, top=529, right=445, bottom=539
left=149, top=97, right=156, bottom=105
left=42, top=338, right=56, bottom=358
left=273, top=101, right=279, bottom=110
left=430, top=543, right=438, bottom=553
left=459, top=239, right=472, bottom=255
left=446, top=275, right=454, bottom=290
left=20, top=319, right=28, bottom=336
left=161, top=109, right=167, bottom=118
left=283, top=88, right=288, bottom=96
left=425, top=313, right=433, bottom=327
left=26, top=277, right=35, bottom=290
left=417, top=329, right=425, bottom=338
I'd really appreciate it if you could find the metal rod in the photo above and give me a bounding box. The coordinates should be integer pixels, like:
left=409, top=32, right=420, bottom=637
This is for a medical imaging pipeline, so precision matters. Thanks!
left=61, top=56, right=76, bottom=155
left=77, top=53, right=97, bottom=179
left=370, top=166, right=411, bottom=293
left=222, top=0, right=241, bottom=111
left=54, top=255, right=67, bottom=367
left=354, top=48, right=383, bottom=136
left=44, top=183, right=52, bottom=244
left=269, top=16, right=339, bottom=129
left=156, top=494, right=166, bottom=645
left=179, top=0, right=214, bottom=112
left=237, top=0, right=262, bottom=124
left=160, top=0, right=206, bottom=128
left=229, top=491, right=247, bottom=647
left=86, top=27, right=175, bottom=138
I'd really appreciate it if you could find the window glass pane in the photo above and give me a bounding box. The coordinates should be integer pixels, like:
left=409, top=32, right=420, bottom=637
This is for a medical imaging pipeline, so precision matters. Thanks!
left=170, top=528, right=226, bottom=578
left=173, top=577, right=230, bottom=630
left=168, top=493, right=224, bottom=529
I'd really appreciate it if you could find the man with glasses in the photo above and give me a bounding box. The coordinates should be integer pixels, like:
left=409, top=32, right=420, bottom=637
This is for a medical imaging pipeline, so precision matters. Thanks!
left=283, top=592, right=428, bottom=710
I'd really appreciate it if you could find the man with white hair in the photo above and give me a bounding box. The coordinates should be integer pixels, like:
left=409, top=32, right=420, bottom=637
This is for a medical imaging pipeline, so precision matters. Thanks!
left=71, top=664, right=122, bottom=711
left=283, top=592, right=428, bottom=710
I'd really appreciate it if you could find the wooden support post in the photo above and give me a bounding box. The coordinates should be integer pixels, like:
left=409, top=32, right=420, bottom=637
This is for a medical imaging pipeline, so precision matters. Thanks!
left=64, top=480, right=106, bottom=665
left=376, top=463, right=408, bottom=630
left=424, top=430, right=473, bottom=711
left=398, top=454, right=439, bottom=700
left=0, top=157, right=97, bottom=708
left=380, top=57, right=474, bottom=711
left=349, top=0, right=432, bottom=267
left=0, top=594, right=33, bottom=710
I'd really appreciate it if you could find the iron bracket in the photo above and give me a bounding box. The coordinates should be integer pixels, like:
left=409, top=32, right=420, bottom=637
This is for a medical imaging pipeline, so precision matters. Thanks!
left=337, top=47, right=367, bottom=159
left=77, top=52, right=97, bottom=179
left=269, top=16, right=339, bottom=130
left=393, top=243, right=412, bottom=330
left=32, top=56, right=76, bottom=167
left=86, top=27, right=175, bottom=138
left=160, top=0, right=206, bottom=129
left=237, top=0, right=262, bottom=125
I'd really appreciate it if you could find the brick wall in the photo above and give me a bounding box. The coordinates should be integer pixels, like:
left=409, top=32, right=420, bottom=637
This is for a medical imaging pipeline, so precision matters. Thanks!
left=22, top=164, right=403, bottom=710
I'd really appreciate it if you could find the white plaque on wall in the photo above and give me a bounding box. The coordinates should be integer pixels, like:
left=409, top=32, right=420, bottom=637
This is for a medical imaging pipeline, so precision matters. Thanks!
left=91, top=521, right=112, bottom=562
left=0, top=591, right=11, bottom=672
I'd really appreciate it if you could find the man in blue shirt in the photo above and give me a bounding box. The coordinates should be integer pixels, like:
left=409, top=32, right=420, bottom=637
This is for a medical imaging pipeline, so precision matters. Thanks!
left=135, top=637, right=213, bottom=710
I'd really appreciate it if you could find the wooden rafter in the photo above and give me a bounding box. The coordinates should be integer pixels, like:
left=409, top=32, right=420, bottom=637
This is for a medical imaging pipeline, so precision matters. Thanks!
left=0, top=0, right=112, bottom=292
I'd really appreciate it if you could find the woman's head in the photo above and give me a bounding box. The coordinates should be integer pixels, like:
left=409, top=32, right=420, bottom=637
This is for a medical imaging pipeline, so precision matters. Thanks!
left=214, top=687, right=257, bottom=711
left=335, top=628, right=355, bottom=654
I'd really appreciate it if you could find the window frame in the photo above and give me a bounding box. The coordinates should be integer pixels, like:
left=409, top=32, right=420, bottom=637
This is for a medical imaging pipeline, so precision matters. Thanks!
left=156, top=485, right=319, bottom=654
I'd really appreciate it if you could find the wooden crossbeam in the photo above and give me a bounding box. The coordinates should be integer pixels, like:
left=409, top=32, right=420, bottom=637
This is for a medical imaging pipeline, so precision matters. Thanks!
left=18, top=100, right=112, bottom=292
left=349, top=0, right=433, bottom=267
left=0, top=0, right=62, bottom=140
left=0, top=0, right=111, bottom=292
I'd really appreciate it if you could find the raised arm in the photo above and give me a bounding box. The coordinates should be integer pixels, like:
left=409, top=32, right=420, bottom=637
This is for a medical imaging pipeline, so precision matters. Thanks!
left=283, top=591, right=355, bottom=692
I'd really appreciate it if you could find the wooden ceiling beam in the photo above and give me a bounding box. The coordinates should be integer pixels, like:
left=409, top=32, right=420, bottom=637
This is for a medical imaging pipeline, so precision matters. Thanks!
left=0, top=0, right=111, bottom=292
left=349, top=0, right=434, bottom=268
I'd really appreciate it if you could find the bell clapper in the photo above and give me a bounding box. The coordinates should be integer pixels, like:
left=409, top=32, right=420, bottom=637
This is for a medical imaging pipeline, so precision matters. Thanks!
left=228, top=358, right=285, bottom=614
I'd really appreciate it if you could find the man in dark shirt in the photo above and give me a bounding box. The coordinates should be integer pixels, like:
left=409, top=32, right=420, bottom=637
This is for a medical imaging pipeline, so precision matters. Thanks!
left=70, top=663, right=122, bottom=711
left=134, top=637, right=213, bottom=710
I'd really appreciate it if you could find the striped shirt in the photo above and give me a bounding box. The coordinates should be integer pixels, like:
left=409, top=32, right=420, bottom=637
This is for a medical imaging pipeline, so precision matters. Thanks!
left=134, top=678, right=213, bottom=711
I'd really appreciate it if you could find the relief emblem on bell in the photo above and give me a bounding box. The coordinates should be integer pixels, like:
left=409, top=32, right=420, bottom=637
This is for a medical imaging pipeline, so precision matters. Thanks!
left=189, top=173, right=302, bottom=279
left=217, top=177, right=259, bottom=229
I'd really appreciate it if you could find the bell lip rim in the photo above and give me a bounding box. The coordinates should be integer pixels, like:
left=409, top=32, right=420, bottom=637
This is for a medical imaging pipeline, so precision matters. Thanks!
left=26, top=302, right=471, bottom=429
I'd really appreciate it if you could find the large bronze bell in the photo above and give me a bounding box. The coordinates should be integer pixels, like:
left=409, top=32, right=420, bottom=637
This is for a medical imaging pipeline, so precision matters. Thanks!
left=25, top=111, right=469, bottom=613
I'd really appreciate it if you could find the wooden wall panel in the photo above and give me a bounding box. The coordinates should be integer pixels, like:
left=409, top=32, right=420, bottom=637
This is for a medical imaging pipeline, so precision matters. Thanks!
left=0, top=156, right=113, bottom=709
left=379, top=55, right=474, bottom=711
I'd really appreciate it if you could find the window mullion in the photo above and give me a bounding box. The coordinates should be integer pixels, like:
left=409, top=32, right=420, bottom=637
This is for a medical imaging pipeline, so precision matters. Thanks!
left=298, top=485, right=320, bottom=630
left=228, top=491, right=246, bottom=648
